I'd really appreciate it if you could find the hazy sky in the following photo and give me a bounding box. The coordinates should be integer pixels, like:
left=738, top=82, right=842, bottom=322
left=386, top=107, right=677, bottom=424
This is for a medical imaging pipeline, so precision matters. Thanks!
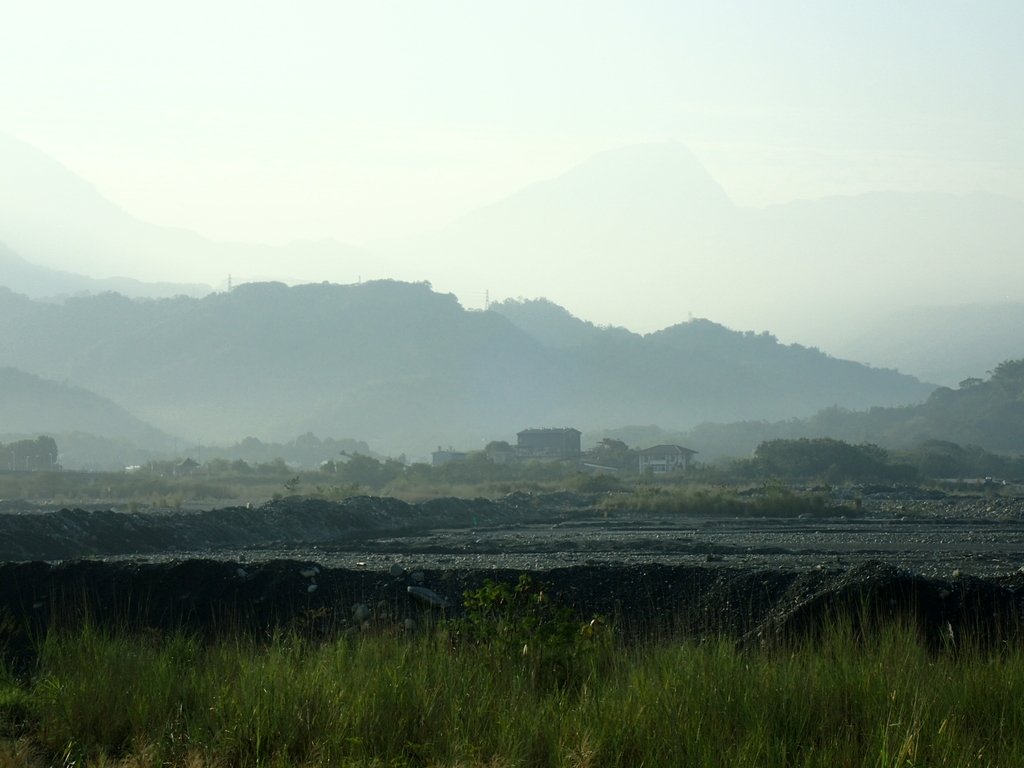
left=3, top=0, right=1022, bottom=247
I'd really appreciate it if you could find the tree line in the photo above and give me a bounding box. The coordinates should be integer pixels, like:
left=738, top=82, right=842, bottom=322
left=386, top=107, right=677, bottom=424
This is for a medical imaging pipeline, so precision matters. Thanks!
left=0, top=436, right=59, bottom=471
left=5, top=431, right=1022, bottom=491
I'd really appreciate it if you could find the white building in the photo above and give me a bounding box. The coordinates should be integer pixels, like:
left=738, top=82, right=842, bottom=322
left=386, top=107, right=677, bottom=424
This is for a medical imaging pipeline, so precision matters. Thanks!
left=637, top=444, right=697, bottom=474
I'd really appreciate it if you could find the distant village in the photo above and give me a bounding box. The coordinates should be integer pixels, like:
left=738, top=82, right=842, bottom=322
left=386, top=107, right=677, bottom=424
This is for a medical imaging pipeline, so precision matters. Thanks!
left=432, top=427, right=698, bottom=476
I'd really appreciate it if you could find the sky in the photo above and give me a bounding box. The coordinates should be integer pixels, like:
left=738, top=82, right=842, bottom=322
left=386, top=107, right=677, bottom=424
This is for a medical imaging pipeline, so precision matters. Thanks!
left=3, top=0, right=1022, bottom=250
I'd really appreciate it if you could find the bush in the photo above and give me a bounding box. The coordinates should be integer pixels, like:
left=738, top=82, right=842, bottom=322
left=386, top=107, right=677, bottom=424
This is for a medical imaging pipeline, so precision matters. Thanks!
left=451, top=575, right=605, bottom=691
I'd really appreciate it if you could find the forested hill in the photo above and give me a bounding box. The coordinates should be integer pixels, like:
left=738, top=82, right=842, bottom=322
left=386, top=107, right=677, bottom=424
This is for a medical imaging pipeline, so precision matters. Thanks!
left=614, top=359, right=1024, bottom=460
left=488, top=298, right=933, bottom=429
left=0, top=281, right=932, bottom=455
left=0, top=367, right=172, bottom=446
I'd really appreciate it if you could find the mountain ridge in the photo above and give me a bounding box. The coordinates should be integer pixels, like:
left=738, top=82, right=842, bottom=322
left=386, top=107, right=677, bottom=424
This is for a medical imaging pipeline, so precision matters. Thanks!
left=0, top=241, right=209, bottom=299
left=0, top=366, right=173, bottom=447
left=0, top=131, right=380, bottom=290
left=5, top=133, right=1022, bottom=377
left=0, top=281, right=932, bottom=457
left=380, top=143, right=1024, bottom=346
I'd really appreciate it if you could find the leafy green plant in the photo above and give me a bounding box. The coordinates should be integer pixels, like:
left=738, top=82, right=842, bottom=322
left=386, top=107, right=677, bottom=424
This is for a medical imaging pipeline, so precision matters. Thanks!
left=451, top=574, right=605, bottom=691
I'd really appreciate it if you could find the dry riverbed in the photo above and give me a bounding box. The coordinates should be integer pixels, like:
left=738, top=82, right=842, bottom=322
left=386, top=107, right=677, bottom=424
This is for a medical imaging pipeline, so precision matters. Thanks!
left=2, top=488, right=1024, bottom=659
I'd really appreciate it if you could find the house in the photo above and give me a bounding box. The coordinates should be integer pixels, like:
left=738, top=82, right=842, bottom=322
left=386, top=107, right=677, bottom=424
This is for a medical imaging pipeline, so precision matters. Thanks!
left=516, top=428, right=581, bottom=460
left=432, top=447, right=468, bottom=467
left=173, top=457, right=201, bottom=476
left=637, top=444, right=698, bottom=474
left=484, top=441, right=516, bottom=464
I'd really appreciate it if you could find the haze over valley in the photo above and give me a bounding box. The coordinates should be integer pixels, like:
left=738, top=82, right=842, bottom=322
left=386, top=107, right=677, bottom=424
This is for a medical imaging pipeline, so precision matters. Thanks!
left=0, top=280, right=932, bottom=460
left=5, top=12, right=1024, bottom=766
left=2, top=2, right=1022, bottom=468
left=4, top=130, right=1024, bottom=376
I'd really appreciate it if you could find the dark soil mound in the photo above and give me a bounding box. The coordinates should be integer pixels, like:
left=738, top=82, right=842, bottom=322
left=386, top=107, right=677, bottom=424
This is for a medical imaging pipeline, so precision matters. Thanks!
left=0, top=493, right=599, bottom=561
left=2, top=493, right=1023, bottom=666
left=1, top=559, right=1021, bottom=668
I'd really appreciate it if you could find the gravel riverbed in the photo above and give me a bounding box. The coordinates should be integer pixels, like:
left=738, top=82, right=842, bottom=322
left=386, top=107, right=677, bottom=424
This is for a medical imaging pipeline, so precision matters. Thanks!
left=2, top=489, right=1024, bottom=657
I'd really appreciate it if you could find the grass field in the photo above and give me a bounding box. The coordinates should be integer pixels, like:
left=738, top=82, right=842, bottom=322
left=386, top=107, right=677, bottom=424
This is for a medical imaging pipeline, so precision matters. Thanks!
left=2, top=613, right=1023, bottom=768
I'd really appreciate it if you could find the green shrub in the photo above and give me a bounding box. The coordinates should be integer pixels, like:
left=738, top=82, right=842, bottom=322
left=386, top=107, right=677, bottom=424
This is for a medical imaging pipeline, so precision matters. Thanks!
left=451, top=574, right=606, bottom=691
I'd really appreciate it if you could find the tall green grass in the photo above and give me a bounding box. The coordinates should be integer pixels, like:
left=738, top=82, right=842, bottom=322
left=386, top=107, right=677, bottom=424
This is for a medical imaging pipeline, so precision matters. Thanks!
left=4, top=616, right=1024, bottom=767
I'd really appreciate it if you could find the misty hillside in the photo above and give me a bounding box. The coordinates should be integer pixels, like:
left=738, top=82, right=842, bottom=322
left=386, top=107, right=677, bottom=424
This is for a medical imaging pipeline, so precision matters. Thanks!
left=612, top=359, right=1024, bottom=461
left=830, top=301, right=1024, bottom=387
left=0, top=131, right=378, bottom=290
left=0, top=282, right=931, bottom=456
left=488, top=298, right=636, bottom=348
left=391, top=143, right=1024, bottom=351
left=0, top=366, right=171, bottom=446
left=6, top=133, right=1022, bottom=383
left=0, top=241, right=208, bottom=300
left=491, top=298, right=934, bottom=432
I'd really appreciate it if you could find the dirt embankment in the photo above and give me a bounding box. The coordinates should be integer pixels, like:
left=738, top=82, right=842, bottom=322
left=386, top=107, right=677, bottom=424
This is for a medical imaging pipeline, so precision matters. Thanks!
left=0, top=493, right=594, bottom=562
left=2, top=491, right=1024, bottom=666
left=1, top=559, right=1022, bottom=669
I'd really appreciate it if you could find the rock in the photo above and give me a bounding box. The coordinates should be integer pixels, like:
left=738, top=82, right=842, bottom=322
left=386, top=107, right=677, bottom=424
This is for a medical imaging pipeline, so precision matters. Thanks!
left=352, top=603, right=371, bottom=622
left=407, top=585, right=450, bottom=608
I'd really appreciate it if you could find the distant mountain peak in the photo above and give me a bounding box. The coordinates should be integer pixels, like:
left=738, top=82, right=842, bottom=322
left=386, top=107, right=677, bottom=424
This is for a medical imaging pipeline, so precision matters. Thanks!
left=552, top=141, right=735, bottom=207
left=475, top=141, right=736, bottom=219
left=0, top=131, right=381, bottom=292
left=0, top=131, right=105, bottom=201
